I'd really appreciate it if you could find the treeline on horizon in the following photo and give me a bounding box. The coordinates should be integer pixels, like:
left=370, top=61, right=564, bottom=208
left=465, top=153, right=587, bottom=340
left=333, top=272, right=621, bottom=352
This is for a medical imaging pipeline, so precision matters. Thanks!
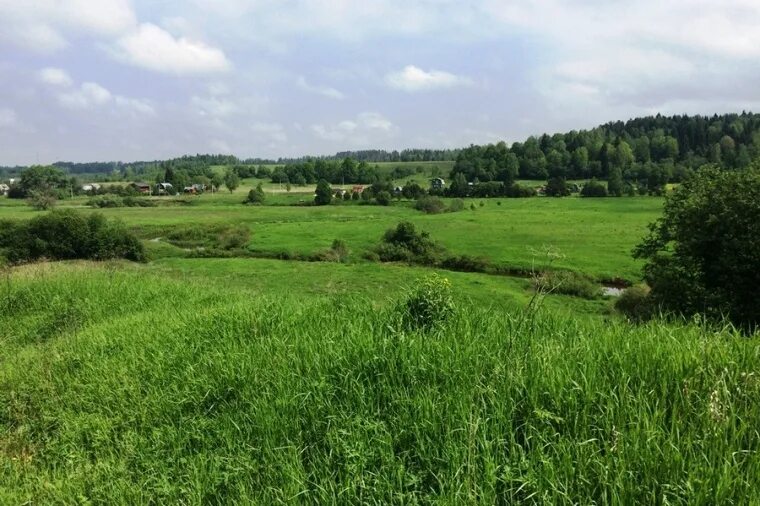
left=2, top=112, right=759, bottom=183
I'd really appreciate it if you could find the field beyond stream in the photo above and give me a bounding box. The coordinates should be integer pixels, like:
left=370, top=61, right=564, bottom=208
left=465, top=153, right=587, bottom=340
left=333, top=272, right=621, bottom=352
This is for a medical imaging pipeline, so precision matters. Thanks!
left=1, top=263, right=759, bottom=503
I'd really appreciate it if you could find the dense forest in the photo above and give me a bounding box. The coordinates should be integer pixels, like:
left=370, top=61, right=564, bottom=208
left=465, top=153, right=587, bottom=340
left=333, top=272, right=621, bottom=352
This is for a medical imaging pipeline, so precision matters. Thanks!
left=3, top=113, right=758, bottom=187
left=451, top=112, right=760, bottom=187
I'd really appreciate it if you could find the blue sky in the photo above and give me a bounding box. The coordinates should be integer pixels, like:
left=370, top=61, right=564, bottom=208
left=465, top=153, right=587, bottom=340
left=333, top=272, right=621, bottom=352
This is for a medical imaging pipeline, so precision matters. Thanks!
left=1, top=0, right=759, bottom=165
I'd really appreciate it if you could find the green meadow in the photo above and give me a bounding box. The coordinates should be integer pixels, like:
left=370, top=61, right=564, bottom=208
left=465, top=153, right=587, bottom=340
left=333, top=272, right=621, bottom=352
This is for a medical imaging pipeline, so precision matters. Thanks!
left=4, top=188, right=758, bottom=504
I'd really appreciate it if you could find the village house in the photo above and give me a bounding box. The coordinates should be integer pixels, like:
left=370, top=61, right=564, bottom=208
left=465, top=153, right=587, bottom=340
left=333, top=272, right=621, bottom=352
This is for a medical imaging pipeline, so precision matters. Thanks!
left=81, top=183, right=101, bottom=192
left=155, top=182, right=174, bottom=195
left=131, top=182, right=151, bottom=194
left=430, top=177, right=445, bottom=190
left=0, top=183, right=10, bottom=196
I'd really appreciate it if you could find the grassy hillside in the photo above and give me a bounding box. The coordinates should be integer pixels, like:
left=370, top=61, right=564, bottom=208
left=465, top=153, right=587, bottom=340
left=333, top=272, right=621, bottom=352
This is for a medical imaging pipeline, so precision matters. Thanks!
left=1, top=262, right=758, bottom=503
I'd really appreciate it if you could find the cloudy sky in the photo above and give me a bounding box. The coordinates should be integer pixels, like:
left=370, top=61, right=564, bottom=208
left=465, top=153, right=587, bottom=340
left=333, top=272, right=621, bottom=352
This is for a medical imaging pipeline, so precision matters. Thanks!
left=1, top=0, right=759, bottom=165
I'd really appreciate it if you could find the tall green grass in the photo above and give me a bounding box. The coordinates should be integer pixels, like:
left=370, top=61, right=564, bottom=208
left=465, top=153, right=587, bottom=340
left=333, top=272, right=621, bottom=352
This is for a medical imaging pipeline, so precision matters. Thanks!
left=1, top=263, right=758, bottom=503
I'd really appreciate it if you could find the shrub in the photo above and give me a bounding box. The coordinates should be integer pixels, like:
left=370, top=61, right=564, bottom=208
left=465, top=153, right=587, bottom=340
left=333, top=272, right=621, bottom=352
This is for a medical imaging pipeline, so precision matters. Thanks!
left=580, top=179, right=608, bottom=197
left=533, top=270, right=600, bottom=299
left=27, top=190, right=57, bottom=210
left=615, top=284, right=653, bottom=321
left=414, top=196, right=446, bottom=214
left=634, top=166, right=760, bottom=331
left=245, top=183, right=266, bottom=205
left=440, top=255, right=491, bottom=273
left=316, top=239, right=350, bottom=262
left=314, top=179, right=332, bottom=205
left=0, top=209, right=146, bottom=263
left=504, top=184, right=537, bottom=198
left=448, top=199, right=465, bottom=212
left=217, top=224, right=251, bottom=250
left=376, top=221, right=443, bottom=264
left=545, top=177, right=570, bottom=197
left=88, top=196, right=123, bottom=208
left=401, top=274, right=456, bottom=330
left=375, top=191, right=392, bottom=206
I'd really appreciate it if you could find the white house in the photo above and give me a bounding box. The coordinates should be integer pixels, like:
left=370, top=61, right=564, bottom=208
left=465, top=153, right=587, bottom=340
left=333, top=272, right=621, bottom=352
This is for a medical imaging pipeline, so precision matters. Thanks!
left=0, top=183, right=9, bottom=196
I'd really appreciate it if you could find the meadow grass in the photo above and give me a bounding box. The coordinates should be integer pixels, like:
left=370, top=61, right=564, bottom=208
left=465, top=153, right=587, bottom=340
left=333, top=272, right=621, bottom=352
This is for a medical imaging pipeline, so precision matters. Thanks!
left=1, top=262, right=759, bottom=504
left=0, top=194, right=663, bottom=282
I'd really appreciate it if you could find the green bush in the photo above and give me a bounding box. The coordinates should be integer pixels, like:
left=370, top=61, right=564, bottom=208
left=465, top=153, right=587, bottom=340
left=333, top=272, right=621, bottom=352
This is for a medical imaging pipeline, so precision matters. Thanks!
left=414, top=196, right=446, bottom=214
left=375, top=191, right=392, bottom=206
left=533, top=270, right=600, bottom=299
left=217, top=225, right=251, bottom=250
left=401, top=273, right=455, bottom=330
left=376, top=221, right=443, bottom=265
left=0, top=209, right=145, bottom=263
left=448, top=198, right=465, bottom=212
left=580, top=179, right=608, bottom=197
left=615, top=284, right=653, bottom=321
left=245, top=183, right=266, bottom=205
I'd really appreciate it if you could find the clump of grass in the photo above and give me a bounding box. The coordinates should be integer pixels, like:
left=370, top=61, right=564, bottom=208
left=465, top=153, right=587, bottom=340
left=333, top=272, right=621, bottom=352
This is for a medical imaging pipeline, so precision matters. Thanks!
left=533, top=269, right=601, bottom=299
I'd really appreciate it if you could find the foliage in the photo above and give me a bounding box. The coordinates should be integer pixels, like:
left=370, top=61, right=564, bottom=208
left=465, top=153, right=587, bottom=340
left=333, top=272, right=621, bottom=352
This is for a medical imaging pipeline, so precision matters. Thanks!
left=0, top=210, right=145, bottom=263
left=27, top=189, right=58, bottom=210
left=245, top=183, right=266, bottom=205
left=580, top=179, right=608, bottom=197
left=376, top=221, right=442, bottom=264
left=223, top=170, right=240, bottom=193
left=10, top=165, right=69, bottom=199
left=448, top=198, right=465, bottom=212
left=615, top=284, right=653, bottom=321
left=400, top=273, right=455, bottom=330
left=314, top=179, right=332, bottom=205
left=414, top=196, right=446, bottom=214
left=634, top=166, right=760, bottom=331
left=375, top=191, right=392, bottom=206
left=532, top=270, right=600, bottom=299
left=545, top=177, right=570, bottom=197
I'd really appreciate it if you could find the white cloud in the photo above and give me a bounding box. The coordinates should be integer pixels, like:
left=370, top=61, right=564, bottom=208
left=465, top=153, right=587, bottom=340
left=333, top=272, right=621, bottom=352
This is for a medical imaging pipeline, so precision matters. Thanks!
left=191, top=95, right=237, bottom=118
left=296, top=76, right=344, bottom=100
left=39, top=67, right=73, bottom=87
left=251, top=122, right=287, bottom=143
left=114, top=23, right=231, bottom=75
left=385, top=65, right=472, bottom=92
left=0, top=108, right=18, bottom=129
left=54, top=80, right=154, bottom=116
left=0, top=0, right=136, bottom=52
left=311, top=112, right=395, bottom=143
left=58, top=82, right=112, bottom=109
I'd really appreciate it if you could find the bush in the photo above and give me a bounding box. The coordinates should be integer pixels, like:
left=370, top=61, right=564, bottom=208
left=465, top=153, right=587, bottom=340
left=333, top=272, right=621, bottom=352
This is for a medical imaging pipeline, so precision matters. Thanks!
left=533, top=270, right=600, bottom=299
left=27, top=190, right=57, bottom=210
left=217, top=224, right=251, bottom=250
left=401, top=273, right=455, bottom=330
left=545, top=177, right=570, bottom=197
left=376, top=221, right=443, bottom=265
left=0, top=209, right=146, bottom=263
left=245, top=184, right=266, bottom=205
left=440, top=255, right=491, bottom=273
left=504, top=184, right=537, bottom=198
left=414, top=196, right=446, bottom=214
left=315, top=179, right=332, bottom=205
left=580, top=179, right=608, bottom=197
left=88, top=196, right=123, bottom=208
left=448, top=199, right=465, bottom=212
left=316, top=239, right=350, bottom=262
left=634, top=166, right=760, bottom=331
left=615, top=284, right=653, bottom=321
left=375, top=191, right=392, bottom=206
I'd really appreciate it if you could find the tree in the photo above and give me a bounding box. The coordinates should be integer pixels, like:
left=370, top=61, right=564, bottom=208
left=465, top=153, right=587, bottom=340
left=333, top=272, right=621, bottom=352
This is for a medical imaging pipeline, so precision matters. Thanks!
left=375, top=191, right=392, bottom=206
left=224, top=171, right=240, bottom=193
left=245, top=183, right=266, bottom=205
left=634, top=166, right=760, bottom=331
left=607, top=166, right=623, bottom=196
left=211, top=173, right=224, bottom=193
left=545, top=177, right=570, bottom=197
left=448, top=172, right=469, bottom=197
left=13, top=165, right=67, bottom=199
left=580, top=179, right=608, bottom=197
left=314, top=179, right=332, bottom=205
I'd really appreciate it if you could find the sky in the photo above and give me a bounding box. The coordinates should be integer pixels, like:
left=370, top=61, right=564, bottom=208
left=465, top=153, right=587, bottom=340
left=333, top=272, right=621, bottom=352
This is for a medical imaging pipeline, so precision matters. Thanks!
left=1, top=0, right=760, bottom=165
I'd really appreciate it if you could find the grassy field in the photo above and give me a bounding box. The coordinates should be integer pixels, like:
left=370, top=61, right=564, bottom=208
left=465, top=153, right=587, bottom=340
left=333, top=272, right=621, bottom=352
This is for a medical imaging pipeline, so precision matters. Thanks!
left=0, top=193, right=663, bottom=282
left=1, top=262, right=759, bottom=503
